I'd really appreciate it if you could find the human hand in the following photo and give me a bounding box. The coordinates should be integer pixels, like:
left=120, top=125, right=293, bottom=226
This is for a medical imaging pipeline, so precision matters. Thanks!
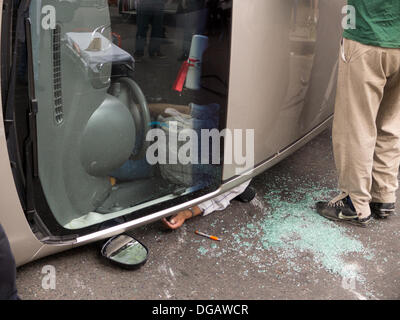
left=162, top=210, right=191, bottom=230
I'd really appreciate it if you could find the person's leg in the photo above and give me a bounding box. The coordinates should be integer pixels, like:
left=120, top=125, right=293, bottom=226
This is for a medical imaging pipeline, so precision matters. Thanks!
left=135, top=8, right=150, bottom=56
left=198, top=180, right=252, bottom=216
left=149, top=8, right=164, bottom=55
left=0, top=224, right=19, bottom=300
left=317, top=39, right=386, bottom=225
left=332, top=39, right=386, bottom=219
left=370, top=48, right=400, bottom=215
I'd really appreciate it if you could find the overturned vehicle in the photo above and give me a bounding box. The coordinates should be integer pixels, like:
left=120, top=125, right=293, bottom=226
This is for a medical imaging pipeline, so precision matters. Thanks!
left=0, top=0, right=344, bottom=266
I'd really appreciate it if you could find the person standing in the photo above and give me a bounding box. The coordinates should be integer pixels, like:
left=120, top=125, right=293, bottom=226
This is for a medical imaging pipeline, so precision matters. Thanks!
left=317, top=0, right=400, bottom=226
left=0, top=224, right=19, bottom=300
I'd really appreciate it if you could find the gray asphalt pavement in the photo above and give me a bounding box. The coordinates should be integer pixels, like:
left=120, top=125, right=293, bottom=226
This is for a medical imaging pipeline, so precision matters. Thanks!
left=16, top=129, right=400, bottom=300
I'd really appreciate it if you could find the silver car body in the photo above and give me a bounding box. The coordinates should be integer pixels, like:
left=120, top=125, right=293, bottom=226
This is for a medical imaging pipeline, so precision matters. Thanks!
left=0, top=0, right=345, bottom=266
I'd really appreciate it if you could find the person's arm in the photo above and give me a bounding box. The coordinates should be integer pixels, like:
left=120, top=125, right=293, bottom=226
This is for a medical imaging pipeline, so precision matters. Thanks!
left=162, top=206, right=203, bottom=230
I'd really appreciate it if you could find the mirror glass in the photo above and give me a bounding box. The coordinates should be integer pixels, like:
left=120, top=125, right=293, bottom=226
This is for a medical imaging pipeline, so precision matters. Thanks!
left=102, top=234, right=148, bottom=268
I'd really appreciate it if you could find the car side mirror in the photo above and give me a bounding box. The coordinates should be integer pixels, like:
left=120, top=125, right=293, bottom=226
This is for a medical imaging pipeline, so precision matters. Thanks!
left=101, top=234, right=149, bottom=270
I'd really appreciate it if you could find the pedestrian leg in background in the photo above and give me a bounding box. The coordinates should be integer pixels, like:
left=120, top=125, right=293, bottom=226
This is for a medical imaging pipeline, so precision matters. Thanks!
left=135, top=8, right=151, bottom=59
left=0, top=224, right=19, bottom=300
left=148, top=8, right=165, bottom=57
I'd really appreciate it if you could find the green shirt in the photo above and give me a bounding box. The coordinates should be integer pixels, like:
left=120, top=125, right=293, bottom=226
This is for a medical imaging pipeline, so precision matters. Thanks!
left=343, top=0, right=400, bottom=48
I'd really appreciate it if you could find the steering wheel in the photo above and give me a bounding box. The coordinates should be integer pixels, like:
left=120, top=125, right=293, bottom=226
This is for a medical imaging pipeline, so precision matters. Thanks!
left=109, top=77, right=151, bottom=161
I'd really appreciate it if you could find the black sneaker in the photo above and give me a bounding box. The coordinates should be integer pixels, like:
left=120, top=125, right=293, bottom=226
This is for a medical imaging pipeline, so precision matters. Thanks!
left=370, top=202, right=395, bottom=219
left=234, top=186, right=256, bottom=203
left=316, top=197, right=371, bottom=227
